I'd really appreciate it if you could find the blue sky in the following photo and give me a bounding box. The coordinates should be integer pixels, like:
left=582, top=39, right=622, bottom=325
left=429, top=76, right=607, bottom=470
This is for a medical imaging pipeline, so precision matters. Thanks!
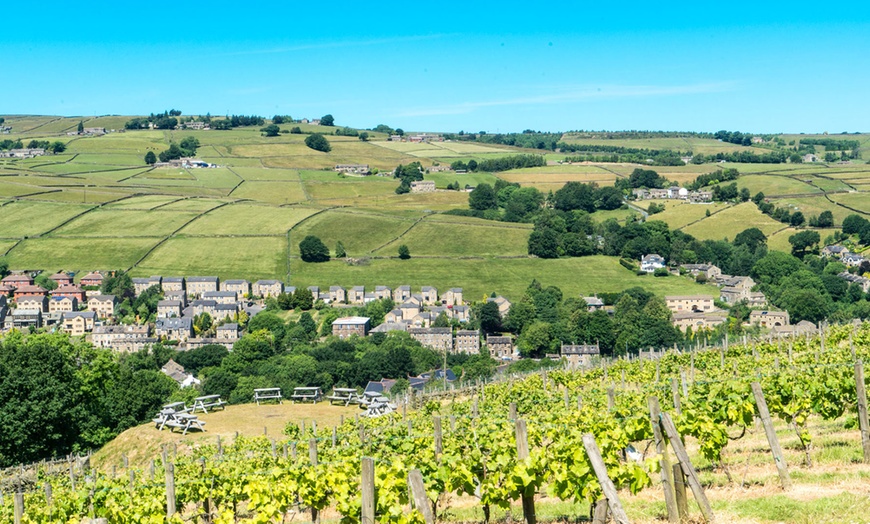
left=4, top=1, right=868, bottom=133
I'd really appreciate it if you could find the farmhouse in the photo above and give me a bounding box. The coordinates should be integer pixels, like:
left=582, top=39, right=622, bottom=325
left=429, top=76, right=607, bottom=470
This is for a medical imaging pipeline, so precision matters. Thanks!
left=681, top=264, right=722, bottom=280
left=582, top=296, right=605, bottom=311
left=749, top=310, right=790, bottom=327
left=487, top=335, right=514, bottom=360
left=560, top=343, right=600, bottom=370
left=332, top=316, right=371, bottom=339
left=665, top=295, right=715, bottom=313
left=83, top=127, right=107, bottom=136
left=334, top=164, right=370, bottom=174
left=487, top=295, right=512, bottom=316
left=0, top=148, right=45, bottom=159
left=843, top=253, right=866, bottom=267
left=672, top=312, right=726, bottom=332
left=348, top=286, right=365, bottom=304
left=410, top=180, right=436, bottom=193
left=822, top=245, right=849, bottom=258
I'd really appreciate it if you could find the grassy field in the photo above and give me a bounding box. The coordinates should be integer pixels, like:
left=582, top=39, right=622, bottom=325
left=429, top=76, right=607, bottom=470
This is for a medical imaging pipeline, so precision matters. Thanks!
left=289, top=210, right=415, bottom=257
left=647, top=200, right=728, bottom=229
left=5, top=237, right=158, bottom=270
left=682, top=202, right=787, bottom=240
left=134, top=236, right=288, bottom=279
left=290, top=255, right=715, bottom=300
left=0, top=201, right=95, bottom=237
left=373, top=219, right=532, bottom=257
left=51, top=209, right=199, bottom=237
left=767, top=227, right=840, bottom=252
left=179, top=203, right=319, bottom=236
left=736, top=174, right=821, bottom=196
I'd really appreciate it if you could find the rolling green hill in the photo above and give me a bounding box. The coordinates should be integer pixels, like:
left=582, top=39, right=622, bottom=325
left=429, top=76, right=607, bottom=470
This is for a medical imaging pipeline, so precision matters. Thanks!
left=1, top=115, right=868, bottom=300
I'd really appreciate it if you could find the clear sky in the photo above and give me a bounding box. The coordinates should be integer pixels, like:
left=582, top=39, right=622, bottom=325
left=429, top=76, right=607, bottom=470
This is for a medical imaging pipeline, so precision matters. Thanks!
left=4, top=1, right=868, bottom=133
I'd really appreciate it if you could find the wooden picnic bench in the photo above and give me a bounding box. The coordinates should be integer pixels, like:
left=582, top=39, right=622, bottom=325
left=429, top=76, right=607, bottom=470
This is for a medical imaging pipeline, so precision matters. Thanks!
left=359, top=392, right=396, bottom=418
left=152, top=410, right=206, bottom=434
left=191, top=394, right=227, bottom=414
left=291, top=387, right=323, bottom=403
left=254, top=387, right=283, bottom=405
left=326, top=388, right=361, bottom=406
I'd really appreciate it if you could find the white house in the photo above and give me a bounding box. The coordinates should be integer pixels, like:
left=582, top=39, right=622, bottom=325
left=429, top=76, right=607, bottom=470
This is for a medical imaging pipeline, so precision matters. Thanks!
left=641, top=254, right=666, bottom=273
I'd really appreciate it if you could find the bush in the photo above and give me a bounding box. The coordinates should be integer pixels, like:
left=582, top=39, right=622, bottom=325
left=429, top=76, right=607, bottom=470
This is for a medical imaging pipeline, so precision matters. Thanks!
left=305, top=134, right=331, bottom=152
left=619, top=258, right=638, bottom=271
left=653, top=267, right=669, bottom=277
left=299, top=235, right=330, bottom=262
left=398, top=245, right=411, bottom=259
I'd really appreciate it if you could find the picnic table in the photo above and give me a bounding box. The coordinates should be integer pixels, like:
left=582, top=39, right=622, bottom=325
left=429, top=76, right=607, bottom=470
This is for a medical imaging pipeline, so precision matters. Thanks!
left=254, top=387, right=283, bottom=405
left=191, top=394, right=227, bottom=414
left=162, top=401, right=190, bottom=413
left=291, top=387, right=323, bottom=403
left=152, top=409, right=206, bottom=435
left=326, top=388, right=361, bottom=406
left=359, top=392, right=396, bottom=418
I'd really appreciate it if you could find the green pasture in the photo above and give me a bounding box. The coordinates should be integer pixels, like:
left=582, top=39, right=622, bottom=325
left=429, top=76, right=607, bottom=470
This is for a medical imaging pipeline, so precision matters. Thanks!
left=767, top=227, right=839, bottom=253
left=773, top=196, right=855, bottom=225
left=4, top=237, right=158, bottom=270
left=22, top=188, right=132, bottom=204
left=229, top=167, right=301, bottom=181
left=156, top=198, right=228, bottom=212
left=51, top=209, right=199, bottom=238
left=289, top=210, right=415, bottom=257
left=373, top=220, right=531, bottom=257
left=0, top=201, right=95, bottom=237
left=134, top=236, right=287, bottom=280
left=734, top=174, right=821, bottom=196
left=289, top=255, right=715, bottom=302
left=558, top=135, right=761, bottom=156
left=104, top=195, right=184, bottom=210
left=828, top=192, right=870, bottom=215
left=0, top=240, right=19, bottom=256
left=648, top=200, right=728, bottom=230
left=230, top=181, right=308, bottom=205
left=68, top=153, right=149, bottom=167
left=682, top=202, right=787, bottom=241
left=180, top=204, right=319, bottom=236
left=350, top=191, right=470, bottom=212
left=303, top=178, right=397, bottom=202
left=423, top=171, right=499, bottom=188
left=0, top=182, right=54, bottom=198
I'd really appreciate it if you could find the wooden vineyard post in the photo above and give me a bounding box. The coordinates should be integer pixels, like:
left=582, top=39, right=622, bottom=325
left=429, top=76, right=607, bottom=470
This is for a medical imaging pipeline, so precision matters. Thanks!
left=332, top=426, right=338, bottom=448
left=655, top=360, right=661, bottom=383
left=433, top=416, right=443, bottom=457
left=514, top=419, right=536, bottom=524
left=581, top=434, right=630, bottom=524
left=648, top=397, right=679, bottom=523
left=13, top=490, right=23, bottom=524
left=408, top=469, right=435, bottom=524
left=200, top=458, right=211, bottom=523
left=690, top=353, right=695, bottom=384
left=680, top=370, right=688, bottom=397
left=361, top=457, right=375, bottom=524
left=671, top=379, right=681, bottom=416
left=165, top=462, right=176, bottom=518
left=563, top=389, right=570, bottom=409
left=659, top=413, right=714, bottom=523
left=672, top=464, right=689, bottom=521
left=607, top=387, right=615, bottom=411
left=291, top=441, right=298, bottom=460
left=750, top=382, right=792, bottom=490
left=510, top=402, right=517, bottom=421
left=310, top=439, right=320, bottom=523
left=854, top=360, right=870, bottom=464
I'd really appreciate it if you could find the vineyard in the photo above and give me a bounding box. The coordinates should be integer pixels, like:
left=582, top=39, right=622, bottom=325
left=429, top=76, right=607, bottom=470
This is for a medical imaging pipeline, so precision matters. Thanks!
left=5, top=323, right=870, bottom=524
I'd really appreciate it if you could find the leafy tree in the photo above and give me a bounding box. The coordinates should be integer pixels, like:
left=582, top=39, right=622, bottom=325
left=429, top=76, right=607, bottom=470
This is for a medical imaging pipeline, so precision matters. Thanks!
left=335, top=241, right=346, bottom=258
left=789, top=211, right=805, bottom=226
left=751, top=251, right=803, bottom=286
left=733, top=227, right=767, bottom=254
left=193, top=312, right=213, bottom=336
left=842, top=214, right=869, bottom=235
left=0, top=258, right=8, bottom=279
left=35, top=274, right=58, bottom=291
left=816, top=210, right=834, bottom=228
left=553, top=181, right=596, bottom=212
left=175, top=344, right=227, bottom=375
left=358, top=132, right=369, bottom=141
left=50, top=141, right=66, bottom=154
left=469, top=183, right=498, bottom=211
left=144, top=151, right=157, bottom=165
left=320, top=114, right=335, bottom=126
left=398, top=245, right=411, bottom=259
left=788, top=230, right=820, bottom=258
left=478, top=301, right=502, bottom=334
left=299, top=235, right=330, bottom=262
left=101, top=272, right=134, bottom=300
left=517, top=321, right=553, bottom=358
left=261, top=124, right=280, bottom=137
left=304, top=134, right=332, bottom=152
left=290, top=126, right=302, bottom=134
left=292, top=287, right=315, bottom=310
left=77, top=121, right=84, bottom=134
left=528, top=227, right=561, bottom=258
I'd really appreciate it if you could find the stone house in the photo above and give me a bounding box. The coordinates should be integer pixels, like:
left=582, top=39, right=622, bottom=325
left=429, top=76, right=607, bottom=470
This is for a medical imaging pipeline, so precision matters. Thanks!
left=672, top=312, right=726, bottom=332
left=186, top=276, right=219, bottom=297
left=561, top=343, right=600, bottom=370
left=157, top=300, right=183, bottom=319
left=329, top=286, right=347, bottom=303
left=334, top=164, right=370, bottom=174
left=220, top=279, right=251, bottom=299
left=254, top=280, right=284, bottom=298
left=92, top=325, right=152, bottom=351
left=410, top=180, right=436, bottom=193
left=822, top=245, right=849, bottom=258
left=681, top=264, right=722, bottom=280
left=133, top=276, right=162, bottom=296
left=161, top=277, right=185, bottom=293
left=440, top=288, right=463, bottom=306
left=87, top=295, right=117, bottom=318
left=487, top=335, right=514, bottom=360
left=49, top=295, right=77, bottom=314
left=393, top=285, right=411, bottom=303
left=63, top=311, right=96, bottom=336
left=202, top=291, right=238, bottom=305
left=18, top=295, right=48, bottom=313
left=421, top=286, right=438, bottom=305
left=217, top=323, right=240, bottom=341
left=749, top=310, right=790, bottom=328
left=348, top=286, right=365, bottom=304
left=385, top=309, right=404, bottom=324
left=450, top=305, right=470, bottom=323
left=332, top=317, right=371, bottom=339
left=408, top=327, right=452, bottom=352
left=374, top=286, right=392, bottom=300
left=487, top=295, right=512, bottom=317
left=399, top=301, right=421, bottom=321
left=454, top=330, right=480, bottom=354
left=212, top=303, right=238, bottom=322
left=665, top=295, right=715, bottom=313
left=583, top=296, right=604, bottom=311
left=156, top=317, right=194, bottom=342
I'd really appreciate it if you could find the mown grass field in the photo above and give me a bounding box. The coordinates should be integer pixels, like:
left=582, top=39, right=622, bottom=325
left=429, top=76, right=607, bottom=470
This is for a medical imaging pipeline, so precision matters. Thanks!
left=646, top=200, right=727, bottom=230
left=2, top=115, right=870, bottom=301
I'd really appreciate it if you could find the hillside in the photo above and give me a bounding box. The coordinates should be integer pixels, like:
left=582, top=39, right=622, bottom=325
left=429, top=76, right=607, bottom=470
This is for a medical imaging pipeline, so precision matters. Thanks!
left=1, top=115, right=869, bottom=300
